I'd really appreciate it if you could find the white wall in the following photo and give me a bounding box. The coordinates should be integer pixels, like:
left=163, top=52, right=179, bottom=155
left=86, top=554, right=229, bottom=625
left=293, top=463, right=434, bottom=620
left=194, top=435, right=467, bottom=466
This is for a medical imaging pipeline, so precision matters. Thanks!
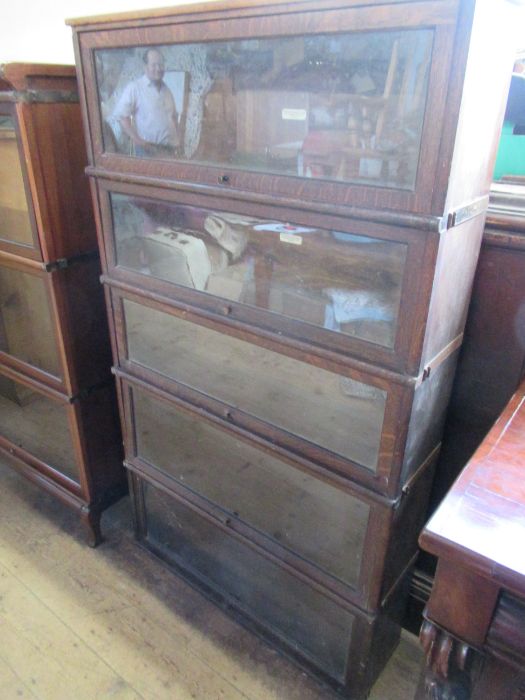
left=3, top=1, right=524, bottom=67
left=1, top=0, right=203, bottom=65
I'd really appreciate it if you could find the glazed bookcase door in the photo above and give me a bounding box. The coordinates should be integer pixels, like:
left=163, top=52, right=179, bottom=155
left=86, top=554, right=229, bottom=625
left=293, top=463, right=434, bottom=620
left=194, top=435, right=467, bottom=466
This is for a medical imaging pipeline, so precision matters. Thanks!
left=0, top=252, right=107, bottom=396
left=97, top=179, right=435, bottom=374
left=108, top=286, right=413, bottom=496
left=79, top=0, right=459, bottom=213
left=0, top=107, right=42, bottom=260
left=0, top=252, right=114, bottom=396
left=0, top=365, right=82, bottom=488
left=0, top=256, right=69, bottom=391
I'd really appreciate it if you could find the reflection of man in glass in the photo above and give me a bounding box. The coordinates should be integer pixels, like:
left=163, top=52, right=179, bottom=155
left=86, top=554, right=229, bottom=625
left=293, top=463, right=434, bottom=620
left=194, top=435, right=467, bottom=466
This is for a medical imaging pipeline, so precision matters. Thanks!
left=113, top=48, right=180, bottom=157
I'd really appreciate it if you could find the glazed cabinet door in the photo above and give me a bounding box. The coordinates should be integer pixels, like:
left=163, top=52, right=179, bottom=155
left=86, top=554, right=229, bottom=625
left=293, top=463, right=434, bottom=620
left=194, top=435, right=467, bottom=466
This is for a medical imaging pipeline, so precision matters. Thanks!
left=0, top=256, right=65, bottom=390
left=0, top=365, right=82, bottom=488
left=0, top=107, right=42, bottom=260
left=97, top=179, right=435, bottom=374
left=78, top=0, right=460, bottom=213
left=0, top=252, right=113, bottom=395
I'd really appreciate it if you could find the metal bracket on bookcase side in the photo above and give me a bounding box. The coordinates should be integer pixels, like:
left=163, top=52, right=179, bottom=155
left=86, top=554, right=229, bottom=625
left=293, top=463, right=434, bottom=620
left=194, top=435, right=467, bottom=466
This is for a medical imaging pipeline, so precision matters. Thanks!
left=43, top=250, right=99, bottom=273
left=69, top=377, right=114, bottom=404
left=444, top=195, right=490, bottom=230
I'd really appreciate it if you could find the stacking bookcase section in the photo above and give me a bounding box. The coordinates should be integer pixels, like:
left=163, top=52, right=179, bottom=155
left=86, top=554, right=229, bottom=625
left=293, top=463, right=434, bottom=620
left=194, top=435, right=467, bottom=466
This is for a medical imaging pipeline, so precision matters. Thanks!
left=0, top=64, right=125, bottom=545
left=69, top=0, right=519, bottom=695
left=73, top=0, right=512, bottom=219
left=95, top=179, right=435, bottom=375
left=0, top=251, right=111, bottom=395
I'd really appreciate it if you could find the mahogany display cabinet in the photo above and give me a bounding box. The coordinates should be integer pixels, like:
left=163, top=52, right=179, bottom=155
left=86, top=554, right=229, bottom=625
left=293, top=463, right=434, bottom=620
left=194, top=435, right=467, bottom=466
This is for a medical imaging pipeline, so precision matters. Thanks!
left=68, top=0, right=520, bottom=695
left=0, top=64, right=125, bottom=546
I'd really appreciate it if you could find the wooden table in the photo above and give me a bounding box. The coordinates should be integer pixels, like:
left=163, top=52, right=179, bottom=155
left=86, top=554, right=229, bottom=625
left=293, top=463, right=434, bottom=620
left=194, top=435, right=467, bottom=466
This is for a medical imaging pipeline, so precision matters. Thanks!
left=417, top=379, right=525, bottom=699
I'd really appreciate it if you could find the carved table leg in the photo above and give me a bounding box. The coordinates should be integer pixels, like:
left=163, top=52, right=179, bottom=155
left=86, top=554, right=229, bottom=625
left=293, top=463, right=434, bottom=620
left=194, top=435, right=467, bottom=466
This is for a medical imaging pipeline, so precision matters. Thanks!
left=80, top=506, right=103, bottom=548
left=418, top=620, right=472, bottom=700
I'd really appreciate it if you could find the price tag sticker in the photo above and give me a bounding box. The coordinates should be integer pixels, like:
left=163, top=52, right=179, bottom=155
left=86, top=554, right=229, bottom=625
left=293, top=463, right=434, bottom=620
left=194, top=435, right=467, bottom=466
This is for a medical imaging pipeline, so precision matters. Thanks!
left=280, top=232, right=303, bottom=245
left=282, top=108, right=307, bottom=121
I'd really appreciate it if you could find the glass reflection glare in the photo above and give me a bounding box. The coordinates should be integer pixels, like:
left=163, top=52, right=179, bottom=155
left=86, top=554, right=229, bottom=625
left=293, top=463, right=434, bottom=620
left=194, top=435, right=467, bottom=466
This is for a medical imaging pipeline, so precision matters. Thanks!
left=96, top=29, right=432, bottom=189
left=111, top=192, right=407, bottom=348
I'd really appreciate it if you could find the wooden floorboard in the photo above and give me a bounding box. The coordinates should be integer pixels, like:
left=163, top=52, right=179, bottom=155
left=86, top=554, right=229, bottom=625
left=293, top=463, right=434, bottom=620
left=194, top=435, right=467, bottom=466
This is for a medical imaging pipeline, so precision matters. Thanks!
left=0, top=460, right=423, bottom=700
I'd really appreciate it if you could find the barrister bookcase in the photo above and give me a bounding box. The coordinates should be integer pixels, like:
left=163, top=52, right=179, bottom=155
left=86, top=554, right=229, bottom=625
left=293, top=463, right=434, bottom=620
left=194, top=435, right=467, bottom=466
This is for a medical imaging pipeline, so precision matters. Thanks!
left=68, top=1, right=520, bottom=695
left=0, top=64, right=125, bottom=546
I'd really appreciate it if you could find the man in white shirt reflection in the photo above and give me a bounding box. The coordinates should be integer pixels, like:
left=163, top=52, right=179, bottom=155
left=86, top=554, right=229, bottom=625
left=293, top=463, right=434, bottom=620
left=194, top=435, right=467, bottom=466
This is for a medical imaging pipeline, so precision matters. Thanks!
left=113, top=48, right=180, bottom=158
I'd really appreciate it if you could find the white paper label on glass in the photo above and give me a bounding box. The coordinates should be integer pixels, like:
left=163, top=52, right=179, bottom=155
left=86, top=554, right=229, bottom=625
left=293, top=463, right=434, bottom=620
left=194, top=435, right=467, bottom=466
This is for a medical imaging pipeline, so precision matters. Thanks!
left=280, top=232, right=303, bottom=245
left=281, top=108, right=307, bottom=121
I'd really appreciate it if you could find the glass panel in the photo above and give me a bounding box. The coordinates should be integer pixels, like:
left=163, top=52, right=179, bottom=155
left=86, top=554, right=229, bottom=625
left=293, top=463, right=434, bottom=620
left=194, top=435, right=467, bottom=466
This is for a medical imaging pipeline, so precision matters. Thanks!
left=132, top=387, right=370, bottom=588
left=95, top=29, right=432, bottom=189
left=111, top=193, right=407, bottom=349
left=125, top=300, right=386, bottom=470
left=0, top=265, right=61, bottom=377
left=0, top=117, right=34, bottom=247
left=144, top=481, right=354, bottom=680
left=0, top=375, right=78, bottom=481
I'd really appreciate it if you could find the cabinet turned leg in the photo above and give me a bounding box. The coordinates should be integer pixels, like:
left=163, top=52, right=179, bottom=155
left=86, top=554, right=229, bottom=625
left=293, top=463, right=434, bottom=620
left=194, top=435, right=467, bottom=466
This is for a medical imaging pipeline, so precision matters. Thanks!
left=80, top=507, right=103, bottom=548
left=417, top=620, right=472, bottom=700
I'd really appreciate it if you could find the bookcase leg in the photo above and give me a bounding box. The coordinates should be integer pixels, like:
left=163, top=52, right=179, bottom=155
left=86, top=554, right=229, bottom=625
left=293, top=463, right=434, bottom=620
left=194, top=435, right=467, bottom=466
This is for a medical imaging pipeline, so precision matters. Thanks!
left=81, top=506, right=103, bottom=548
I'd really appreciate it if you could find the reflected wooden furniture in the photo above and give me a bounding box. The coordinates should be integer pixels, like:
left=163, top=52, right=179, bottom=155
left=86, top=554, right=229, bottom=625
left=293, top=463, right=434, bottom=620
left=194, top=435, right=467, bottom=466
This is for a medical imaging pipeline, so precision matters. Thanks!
left=0, top=64, right=125, bottom=546
left=69, top=1, right=518, bottom=696
left=417, top=379, right=525, bottom=700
